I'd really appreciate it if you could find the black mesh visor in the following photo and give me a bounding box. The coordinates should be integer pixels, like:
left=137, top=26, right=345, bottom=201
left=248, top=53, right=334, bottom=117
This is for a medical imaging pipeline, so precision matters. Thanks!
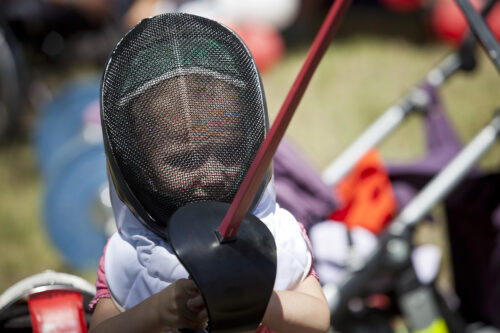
left=101, top=13, right=268, bottom=234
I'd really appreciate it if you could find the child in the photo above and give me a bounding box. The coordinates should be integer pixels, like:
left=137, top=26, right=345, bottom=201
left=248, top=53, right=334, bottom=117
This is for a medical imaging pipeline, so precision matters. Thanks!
left=89, top=12, right=330, bottom=333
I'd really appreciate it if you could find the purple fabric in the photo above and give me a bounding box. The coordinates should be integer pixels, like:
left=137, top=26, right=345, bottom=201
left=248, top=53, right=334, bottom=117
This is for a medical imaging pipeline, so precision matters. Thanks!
left=387, top=84, right=463, bottom=207
left=273, top=139, right=338, bottom=230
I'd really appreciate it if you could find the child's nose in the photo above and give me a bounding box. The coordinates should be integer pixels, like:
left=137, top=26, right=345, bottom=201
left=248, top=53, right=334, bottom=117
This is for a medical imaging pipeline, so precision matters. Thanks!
left=193, top=155, right=227, bottom=196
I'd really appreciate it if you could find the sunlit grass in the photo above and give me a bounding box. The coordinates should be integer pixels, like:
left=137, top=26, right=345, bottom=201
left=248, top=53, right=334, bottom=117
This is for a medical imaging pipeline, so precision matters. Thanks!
left=0, top=142, right=67, bottom=289
left=263, top=36, right=500, bottom=170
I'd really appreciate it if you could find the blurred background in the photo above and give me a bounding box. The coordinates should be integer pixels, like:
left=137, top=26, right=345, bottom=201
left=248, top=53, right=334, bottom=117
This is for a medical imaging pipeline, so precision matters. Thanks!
left=0, top=0, right=499, bottom=327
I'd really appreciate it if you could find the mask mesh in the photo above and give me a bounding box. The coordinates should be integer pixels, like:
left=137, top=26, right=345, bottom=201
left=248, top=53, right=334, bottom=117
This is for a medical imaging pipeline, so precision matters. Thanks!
left=101, top=13, right=267, bottom=227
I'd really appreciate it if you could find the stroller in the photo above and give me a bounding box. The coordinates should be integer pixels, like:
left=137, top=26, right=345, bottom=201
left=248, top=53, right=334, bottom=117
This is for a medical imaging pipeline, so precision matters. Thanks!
left=272, top=0, right=500, bottom=331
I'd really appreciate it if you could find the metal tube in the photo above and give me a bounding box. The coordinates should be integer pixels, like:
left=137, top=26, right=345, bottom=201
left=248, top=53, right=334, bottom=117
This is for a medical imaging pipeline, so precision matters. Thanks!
left=456, top=0, right=500, bottom=72
left=322, top=54, right=463, bottom=187
left=391, top=113, right=500, bottom=232
left=426, top=53, right=462, bottom=87
left=322, top=105, right=408, bottom=186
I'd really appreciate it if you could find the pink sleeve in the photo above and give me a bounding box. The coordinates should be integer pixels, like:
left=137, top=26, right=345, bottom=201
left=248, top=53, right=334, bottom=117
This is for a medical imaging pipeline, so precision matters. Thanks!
left=256, top=325, right=276, bottom=333
left=88, top=242, right=111, bottom=311
left=298, top=222, right=320, bottom=282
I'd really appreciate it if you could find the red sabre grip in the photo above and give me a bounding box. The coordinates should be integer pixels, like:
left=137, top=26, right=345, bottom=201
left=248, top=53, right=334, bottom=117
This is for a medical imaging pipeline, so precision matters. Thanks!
left=218, top=0, right=354, bottom=240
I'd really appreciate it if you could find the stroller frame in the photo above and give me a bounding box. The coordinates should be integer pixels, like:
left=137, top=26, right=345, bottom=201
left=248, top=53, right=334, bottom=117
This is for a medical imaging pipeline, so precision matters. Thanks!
left=323, top=0, right=500, bottom=331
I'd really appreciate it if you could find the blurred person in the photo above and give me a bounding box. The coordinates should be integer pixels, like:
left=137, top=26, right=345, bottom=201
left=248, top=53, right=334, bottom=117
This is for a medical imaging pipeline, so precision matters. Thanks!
left=0, top=0, right=132, bottom=65
left=122, top=0, right=300, bottom=29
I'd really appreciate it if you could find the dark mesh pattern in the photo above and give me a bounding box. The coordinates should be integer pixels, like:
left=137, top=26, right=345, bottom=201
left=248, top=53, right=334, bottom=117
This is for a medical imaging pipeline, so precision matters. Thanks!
left=101, top=13, right=267, bottom=228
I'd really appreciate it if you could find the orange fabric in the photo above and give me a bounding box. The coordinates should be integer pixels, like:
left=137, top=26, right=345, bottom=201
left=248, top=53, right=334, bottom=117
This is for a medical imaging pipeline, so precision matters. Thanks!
left=329, top=150, right=397, bottom=234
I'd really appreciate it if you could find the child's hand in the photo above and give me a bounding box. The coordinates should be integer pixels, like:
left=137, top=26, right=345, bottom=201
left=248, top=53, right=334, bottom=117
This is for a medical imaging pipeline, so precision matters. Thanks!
left=158, top=278, right=208, bottom=330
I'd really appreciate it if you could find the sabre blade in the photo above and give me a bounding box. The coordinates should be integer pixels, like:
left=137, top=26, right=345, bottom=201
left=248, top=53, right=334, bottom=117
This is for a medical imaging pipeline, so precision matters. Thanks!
left=218, top=0, right=354, bottom=240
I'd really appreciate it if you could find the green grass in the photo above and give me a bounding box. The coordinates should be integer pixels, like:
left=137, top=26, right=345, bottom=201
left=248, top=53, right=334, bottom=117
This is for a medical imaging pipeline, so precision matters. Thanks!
left=0, top=142, right=69, bottom=289
left=0, top=32, right=498, bottom=294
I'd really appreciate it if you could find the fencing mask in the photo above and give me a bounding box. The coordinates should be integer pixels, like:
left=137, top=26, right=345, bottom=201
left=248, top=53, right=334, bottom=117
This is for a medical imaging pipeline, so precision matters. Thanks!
left=100, top=13, right=270, bottom=239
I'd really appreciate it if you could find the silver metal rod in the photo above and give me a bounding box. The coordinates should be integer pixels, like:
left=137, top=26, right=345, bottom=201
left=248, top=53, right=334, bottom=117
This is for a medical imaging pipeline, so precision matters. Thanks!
left=322, top=105, right=408, bottom=186
left=456, top=0, right=500, bottom=72
left=391, top=113, right=500, bottom=232
left=322, top=53, right=462, bottom=187
left=426, top=53, right=461, bottom=87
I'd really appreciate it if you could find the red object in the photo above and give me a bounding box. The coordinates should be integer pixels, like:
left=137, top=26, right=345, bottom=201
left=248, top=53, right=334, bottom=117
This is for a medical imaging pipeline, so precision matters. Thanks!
left=28, top=290, right=87, bottom=333
left=330, top=150, right=397, bottom=234
left=365, top=293, right=391, bottom=310
left=379, top=0, right=425, bottom=13
left=231, top=22, right=285, bottom=74
left=431, top=0, right=500, bottom=45
left=218, top=0, right=353, bottom=240
left=487, top=2, right=500, bottom=42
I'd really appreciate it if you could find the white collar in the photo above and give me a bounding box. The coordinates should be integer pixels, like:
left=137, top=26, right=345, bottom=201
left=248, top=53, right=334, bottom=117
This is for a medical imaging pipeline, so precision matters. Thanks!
left=105, top=178, right=311, bottom=310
